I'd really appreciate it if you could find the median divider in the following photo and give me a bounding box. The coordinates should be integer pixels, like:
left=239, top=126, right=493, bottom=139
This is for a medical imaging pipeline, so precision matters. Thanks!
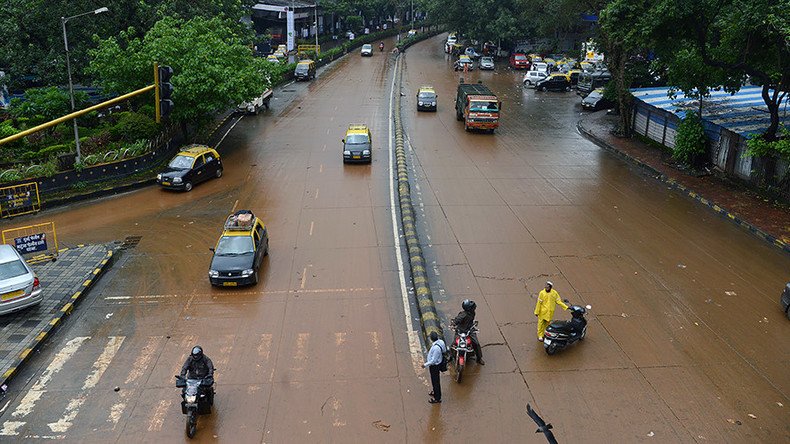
left=392, top=54, right=443, bottom=341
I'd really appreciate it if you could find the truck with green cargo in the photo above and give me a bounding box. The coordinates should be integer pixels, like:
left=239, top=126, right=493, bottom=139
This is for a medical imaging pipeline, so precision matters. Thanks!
left=455, top=79, right=501, bottom=133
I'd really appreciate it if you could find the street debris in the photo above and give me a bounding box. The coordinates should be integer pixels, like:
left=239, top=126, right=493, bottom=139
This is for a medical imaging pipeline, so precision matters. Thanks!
left=372, top=420, right=390, bottom=431
left=725, top=291, right=737, bottom=296
left=747, top=413, right=757, bottom=419
left=677, top=264, right=686, bottom=269
left=647, top=431, right=654, bottom=437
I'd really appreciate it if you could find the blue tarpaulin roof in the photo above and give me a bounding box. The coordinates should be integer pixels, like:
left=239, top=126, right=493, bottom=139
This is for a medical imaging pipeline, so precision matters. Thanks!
left=630, top=86, right=790, bottom=138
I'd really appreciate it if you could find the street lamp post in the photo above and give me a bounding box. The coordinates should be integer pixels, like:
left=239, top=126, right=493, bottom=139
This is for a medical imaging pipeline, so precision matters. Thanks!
left=314, top=4, right=319, bottom=51
left=61, top=6, right=108, bottom=164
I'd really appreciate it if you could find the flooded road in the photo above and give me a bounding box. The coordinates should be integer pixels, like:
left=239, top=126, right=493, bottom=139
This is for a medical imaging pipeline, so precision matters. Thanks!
left=0, top=34, right=787, bottom=443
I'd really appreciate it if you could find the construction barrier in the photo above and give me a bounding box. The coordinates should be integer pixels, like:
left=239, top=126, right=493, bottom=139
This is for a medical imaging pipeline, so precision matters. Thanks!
left=0, top=182, right=41, bottom=218
left=2, top=222, right=59, bottom=263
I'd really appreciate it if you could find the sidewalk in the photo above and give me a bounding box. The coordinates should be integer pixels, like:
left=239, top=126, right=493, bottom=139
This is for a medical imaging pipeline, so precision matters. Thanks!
left=0, top=244, right=115, bottom=389
left=578, top=111, right=790, bottom=254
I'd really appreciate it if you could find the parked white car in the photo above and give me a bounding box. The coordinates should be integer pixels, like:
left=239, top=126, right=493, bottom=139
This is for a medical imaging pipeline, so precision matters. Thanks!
left=522, top=70, right=548, bottom=87
left=237, top=89, right=273, bottom=115
left=0, top=245, right=42, bottom=316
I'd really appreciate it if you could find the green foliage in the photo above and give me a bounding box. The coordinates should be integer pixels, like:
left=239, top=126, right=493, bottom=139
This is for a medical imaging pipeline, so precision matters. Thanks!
left=28, top=144, right=71, bottom=161
left=88, top=16, right=273, bottom=127
left=0, top=169, right=23, bottom=183
left=73, top=181, right=89, bottom=191
left=25, top=160, right=58, bottom=178
left=109, top=112, right=160, bottom=142
left=121, top=140, right=149, bottom=157
left=345, top=16, right=363, bottom=32
left=9, top=87, right=88, bottom=124
left=0, top=120, right=19, bottom=139
left=673, top=112, right=707, bottom=166
left=746, top=127, right=790, bottom=160
left=73, top=160, right=86, bottom=173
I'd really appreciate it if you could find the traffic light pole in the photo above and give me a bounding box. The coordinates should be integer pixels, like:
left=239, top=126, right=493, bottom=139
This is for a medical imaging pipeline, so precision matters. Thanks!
left=154, top=62, right=161, bottom=123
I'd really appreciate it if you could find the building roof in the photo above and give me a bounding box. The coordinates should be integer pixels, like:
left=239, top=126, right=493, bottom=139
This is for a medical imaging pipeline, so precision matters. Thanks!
left=631, top=86, right=790, bottom=138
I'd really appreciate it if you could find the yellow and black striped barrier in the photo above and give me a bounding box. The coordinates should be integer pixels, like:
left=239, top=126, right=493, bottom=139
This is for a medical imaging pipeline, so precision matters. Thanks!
left=393, top=58, right=443, bottom=340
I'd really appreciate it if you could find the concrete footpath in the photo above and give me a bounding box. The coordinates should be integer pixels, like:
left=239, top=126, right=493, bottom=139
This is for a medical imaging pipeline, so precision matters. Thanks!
left=0, top=244, right=114, bottom=390
left=578, top=111, right=790, bottom=254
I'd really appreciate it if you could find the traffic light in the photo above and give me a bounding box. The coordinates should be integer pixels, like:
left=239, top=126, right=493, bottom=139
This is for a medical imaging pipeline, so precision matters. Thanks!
left=155, top=64, right=174, bottom=122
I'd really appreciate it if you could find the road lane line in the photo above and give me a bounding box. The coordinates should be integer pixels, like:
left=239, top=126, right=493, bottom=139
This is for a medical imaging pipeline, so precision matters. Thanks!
left=215, top=334, right=235, bottom=367
left=293, top=333, right=309, bottom=372
left=0, top=337, right=90, bottom=436
left=368, top=331, right=383, bottom=369
left=309, top=221, right=314, bottom=236
left=314, top=187, right=320, bottom=200
left=319, top=164, right=323, bottom=173
left=387, top=57, right=425, bottom=375
left=48, top=336, right=125, bottom=433
left=257, top=334, right=273, bottom=360
left=300, top=267, right=307, bottom=289
left=147, top=399, right=172, bottom=432
left=108, top=336, right=164, bottom=427
left=216, top=115, right=244, bottom=148
left=232, top=199, right=239, bottom=213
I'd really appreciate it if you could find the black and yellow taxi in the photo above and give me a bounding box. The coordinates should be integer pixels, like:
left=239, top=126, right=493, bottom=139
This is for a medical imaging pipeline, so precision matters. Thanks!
left=416, top=86, right=438, bottom=111
left=158, top=145, right=223, bottom=192
left=208, top=210, right=269, bottom=286
left=342, top=124, right=372, bottom=163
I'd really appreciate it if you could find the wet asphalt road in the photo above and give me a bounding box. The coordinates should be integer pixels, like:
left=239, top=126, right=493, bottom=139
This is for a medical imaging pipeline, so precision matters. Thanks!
left=0, top=33, right=788, bottom=443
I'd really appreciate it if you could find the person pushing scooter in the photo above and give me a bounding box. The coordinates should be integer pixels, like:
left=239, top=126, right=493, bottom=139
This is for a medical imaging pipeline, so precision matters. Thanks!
left=534, top=281, right=568, bottom=342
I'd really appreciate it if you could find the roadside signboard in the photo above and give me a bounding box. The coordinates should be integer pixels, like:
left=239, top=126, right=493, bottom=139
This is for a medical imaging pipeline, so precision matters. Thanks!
left=2, top=222, right=58, bottom=263
left=0, top=182, right=41, bottom=218
left=13, top=233, right=48, bottom=254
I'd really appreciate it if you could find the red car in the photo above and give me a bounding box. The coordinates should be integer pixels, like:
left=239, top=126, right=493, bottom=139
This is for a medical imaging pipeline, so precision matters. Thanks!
left=510, top=53, right=529, bottom=69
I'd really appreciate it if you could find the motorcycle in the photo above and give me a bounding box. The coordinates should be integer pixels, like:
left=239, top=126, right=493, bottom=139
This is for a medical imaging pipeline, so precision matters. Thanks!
left=379, top=42, right=385, bottom=52
left=175, top=375, right=214, bottom=438
left=449, top=320, right=478, bottom=383
left=543, top=303, right=592, bottom=355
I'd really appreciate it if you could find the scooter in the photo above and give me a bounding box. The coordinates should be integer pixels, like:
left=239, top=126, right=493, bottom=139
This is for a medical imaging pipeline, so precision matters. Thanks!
left=450, top=320, right=478, bottom=383
left=379, top=42, right=385, bottom=52
left=543, top=303, right=591, bottom=355
left=175, top=375, right=214, bottom=438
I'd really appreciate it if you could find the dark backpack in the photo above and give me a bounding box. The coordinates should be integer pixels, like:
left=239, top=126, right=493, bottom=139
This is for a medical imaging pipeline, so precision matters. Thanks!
left=437, top=342, right=448, bottom=372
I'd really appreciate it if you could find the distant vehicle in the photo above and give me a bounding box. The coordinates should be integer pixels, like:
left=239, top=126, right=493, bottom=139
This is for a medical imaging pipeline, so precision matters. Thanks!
left=294, top=59, right=316, bottom=81
left=158, top=145, right=223, bottom=192
left=510, top=53, right=529, bottom=69
left=567, top=69, right=583, bottom=86
left=446, top=33, right=458, bottom=45
left=532, top=62, right=548, bottom=73
left=266, top=55, right=280, bottom=63
left=479, top=56, right=495, bottom=70
left=781, top=282, right=790, bottom=320
left=535, top=74, right=572, bottom=92
left=577, top=69, right=612, bottom=97
left=277, top=44, right=287, bottom=53
left=361, top=44, right=373, bottom=56
left=454, top=55, right=474, bottom=71
left=0, top=245, right=43, bottom=316
left=342, top=124, right=372, bottom=163
left=208, top=210, right=268, bottom=286
left=417, top=86, right=438, bottom=111
left=237, top=89, right=273, bottom=115
left=273, top=50, right=286, bottom=59
left=407, top=29, right=417, bottom=37
left=455, top=79, right=501, bottom=133
left=581, top=88, right=615, bottom=111
left=464, top=47, right=481, bottom=59
left=522, top=70, right=547, bottom=87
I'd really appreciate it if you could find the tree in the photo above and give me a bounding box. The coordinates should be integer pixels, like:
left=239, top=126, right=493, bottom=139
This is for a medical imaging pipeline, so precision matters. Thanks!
left=87, top=16, right=273, bottom=135
left=9, top=87, right=89, bottom=126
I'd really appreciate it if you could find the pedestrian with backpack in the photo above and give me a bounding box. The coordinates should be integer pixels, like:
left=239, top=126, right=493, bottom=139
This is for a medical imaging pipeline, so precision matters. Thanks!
left=423, top=331, right=447, bottom=404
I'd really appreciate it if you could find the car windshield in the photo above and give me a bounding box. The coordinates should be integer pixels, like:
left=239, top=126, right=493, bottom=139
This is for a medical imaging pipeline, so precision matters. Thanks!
left=469, top=101, right=498, bottom=112
left=418, top=92, right=436, bottom=100
left=481, top=57, right=493, bottom=63
left=215, top=236, right=254, bottom=256
left=587, top=91, right=603, bottom=99
left=515, top=55, right=526, bottom=60
left=362, top=44, right=372, bottom=50
left=0, top=260, right=28, bottom=280
left=168, top=155, right=194, bottom=169
left=345, top=134, right=369, bottom=144
left=296, top=65, right=309, bottom=73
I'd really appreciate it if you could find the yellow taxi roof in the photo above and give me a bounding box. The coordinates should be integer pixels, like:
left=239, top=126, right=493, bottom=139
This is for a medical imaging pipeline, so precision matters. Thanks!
left=346, top=124, right=369, bottom=135
left=297, top=60, right=313, bottom=65
left=177, top=145, right=215, bottom=157
left=459, top=55, right=471, bottom=60
left=418, top=86, right=435, bottom=93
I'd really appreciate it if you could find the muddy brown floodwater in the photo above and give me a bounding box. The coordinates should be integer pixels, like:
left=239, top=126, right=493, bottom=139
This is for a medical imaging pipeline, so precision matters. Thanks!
left=0, top=34, right=787, bottom=443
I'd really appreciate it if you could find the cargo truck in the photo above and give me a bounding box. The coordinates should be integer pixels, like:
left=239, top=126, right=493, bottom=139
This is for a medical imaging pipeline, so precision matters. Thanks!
left=455, top=79, right=501, bottom=133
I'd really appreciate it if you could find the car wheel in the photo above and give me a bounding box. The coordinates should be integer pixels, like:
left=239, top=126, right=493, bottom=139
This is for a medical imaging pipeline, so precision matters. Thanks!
left=566, top=86, right=571, bottom=92
left=541, top=86, right=547, bottom=92
left=184, top=182, right=193, bottom=192
left=216, top=168, right=223, bottom=178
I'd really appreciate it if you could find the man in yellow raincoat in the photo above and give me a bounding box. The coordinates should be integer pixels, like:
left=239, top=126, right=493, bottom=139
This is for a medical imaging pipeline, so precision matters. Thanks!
left=534, top=281, right=568, bottom=341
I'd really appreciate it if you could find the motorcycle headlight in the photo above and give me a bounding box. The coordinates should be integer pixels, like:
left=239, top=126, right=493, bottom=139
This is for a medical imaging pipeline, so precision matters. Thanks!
left=173, top=177, right=183, bottom=183
left=362, top=150, right=370, bottom=155
left=186, top=394, right=197, bottom=403
left=242, top=269, right=254, bottom=276
left=209, top=270, right=219, bottom=278
left=343, top=150, right=351, bottom=155
left=157, top=173, right=162, bottom=181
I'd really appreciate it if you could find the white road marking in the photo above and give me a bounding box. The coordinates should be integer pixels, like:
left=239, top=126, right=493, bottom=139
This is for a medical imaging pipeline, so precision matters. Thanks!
left=232, top=199, right=239, bottom=213
left=293, top=333, right=309, bottom=372
left=48, top=336, right=125, bottom=433
left=314, top=187, right=320, bottom=200
left=368, top=331, right=383, bottom=369
left=108, top=336, right=163, bottom=426
left=300, top=267, right=308, bottom=289
left=104, top=287, right=385, bottom=303
left=309, top=221, right=314, bottom=236
left=257, top=334, right=273, bottom=360
left=319, top=164, right=324, bottom=173
left=216, top=115, right=244, bottom=148
left=147, top=399, right=172, bottom=432
left=387, top=58, right=425, bottom=375
left=0, top=336, right=90, bottom=436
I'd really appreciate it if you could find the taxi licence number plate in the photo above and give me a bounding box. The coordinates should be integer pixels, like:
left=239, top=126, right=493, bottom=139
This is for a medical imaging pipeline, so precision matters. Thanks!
left=1, top=290, right=24, bottom=301
left=223, top=282, right=238, bottom=287
left=353, top=156, right=361, bottom=159
left=162, top=182, right=170, bottom=186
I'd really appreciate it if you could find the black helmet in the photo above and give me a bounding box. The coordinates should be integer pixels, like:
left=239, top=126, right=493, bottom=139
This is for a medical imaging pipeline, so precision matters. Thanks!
left=191, top=346, right=203, bottom=360
left=461, top=299, right=476, bottom=313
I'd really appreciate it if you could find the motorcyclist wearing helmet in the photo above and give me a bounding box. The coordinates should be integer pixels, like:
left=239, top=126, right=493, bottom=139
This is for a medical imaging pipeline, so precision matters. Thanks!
left=180, top=346, right=215, bottom=403
left=451, top=299, right=485, bottom=365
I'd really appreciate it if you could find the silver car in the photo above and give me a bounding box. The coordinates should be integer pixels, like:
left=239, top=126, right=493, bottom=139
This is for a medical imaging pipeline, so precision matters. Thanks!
left=0, top=245, right=43, bottom=315
left=479, top=56, right=495, bottom=70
